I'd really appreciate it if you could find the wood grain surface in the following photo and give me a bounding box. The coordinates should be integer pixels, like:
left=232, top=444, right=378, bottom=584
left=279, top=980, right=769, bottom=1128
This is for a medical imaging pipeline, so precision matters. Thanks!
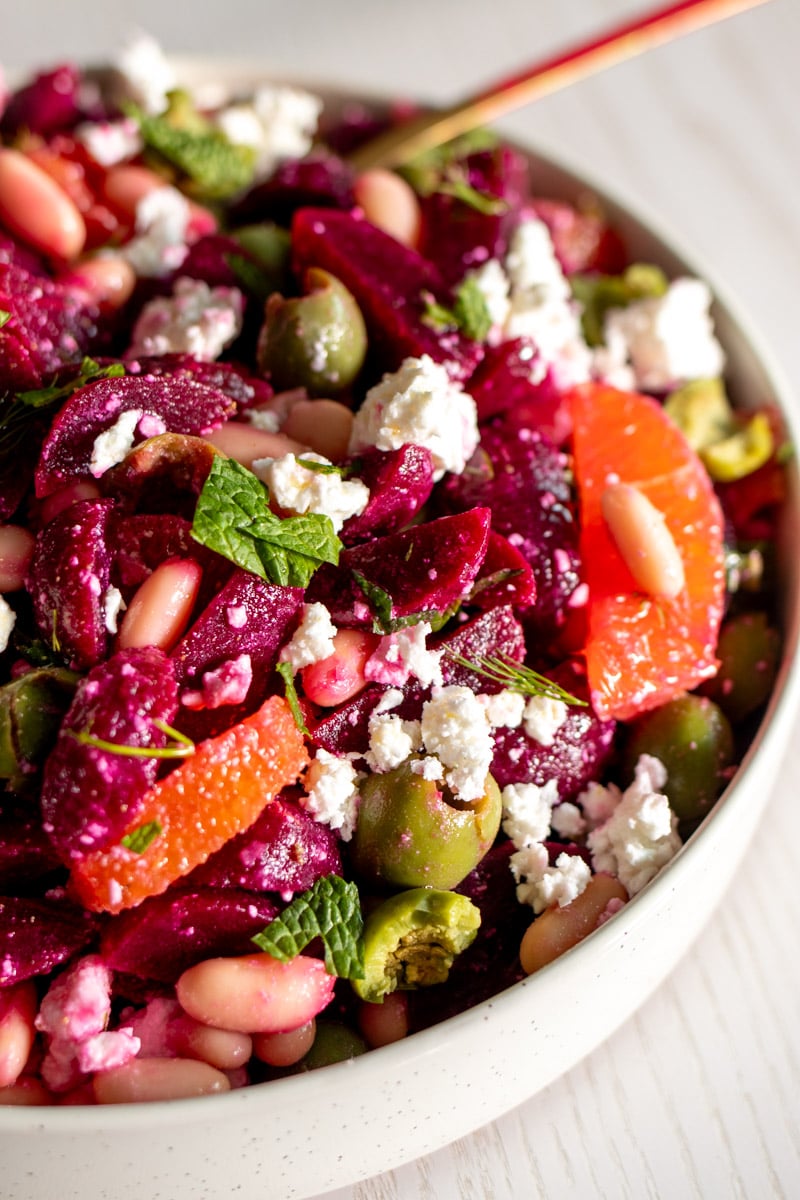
left=6, top=1, right=799, bottom=1195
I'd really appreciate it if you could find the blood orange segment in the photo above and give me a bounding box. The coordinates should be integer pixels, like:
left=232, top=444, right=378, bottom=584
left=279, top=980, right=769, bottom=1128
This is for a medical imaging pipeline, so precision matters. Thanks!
left=571, top=383, right=725, bottom=721
left=69, top=696, right=308, bottom=914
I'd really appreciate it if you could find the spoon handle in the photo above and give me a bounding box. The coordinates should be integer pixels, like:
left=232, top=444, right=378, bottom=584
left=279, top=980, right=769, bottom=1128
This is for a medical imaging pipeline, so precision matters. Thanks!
left=347, top=0, right=771, bottom=171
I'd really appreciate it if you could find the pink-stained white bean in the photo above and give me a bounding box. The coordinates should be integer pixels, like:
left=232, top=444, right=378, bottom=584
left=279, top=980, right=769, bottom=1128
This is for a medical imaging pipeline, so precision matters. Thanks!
left=117, top=557, right=203, bottom=652
left=92, top=1057, right=231, bottom=1104
left=58, top=254, right=137, bottom=311
left=353, top=168, right=422, bottom=247
left=101, top=164, right=217, bottom=240
left=204, top=422, right=307, bottom=468
left=0, top=525, right=35, bottom=593
left=357, top=992, right=409, bottom=1049
left=301, top=629, right=380, bottom=707
left=176, top=954, right=336, bottom=1035
left=0, top=147, right=86, bottom=262
left=0, top=1076, right=53, bottom=1106
left=601, top=481, right=686, bottom=600
left=172, top=1018, right=253, bottom=1072
left=0, top=982, right=37, bottom=1089
left=252, top=1020, right=316, bottom=1068
left=282, top=399, right=355, bottom=461
left=38, top=481, right=102, bottom=526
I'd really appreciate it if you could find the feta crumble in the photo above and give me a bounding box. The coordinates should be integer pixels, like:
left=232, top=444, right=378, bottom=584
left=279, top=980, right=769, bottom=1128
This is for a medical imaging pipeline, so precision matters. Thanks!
left=252, top=452, right=369, bottom=533
left=365, top=713, right=422, bottom=773
left=128, top=277, right=244, bottom=361
left=120, top=185, right=191, bottom=279
left=214, top=85, right=323, bottom=181
left=510, top=843, right=591, bottom=913
left=501, top=779, right=558, bottom=849
left=74, top=117, right=143, bottom=167
left=600, top=278, right=725, bottom=392
left=181, top=653, right=254, bottom=710
left=550, top=801, right=587, bottom=840
left=89, top=408, right=143, bottom=477
left=348, top=355, right=479, bottom=481
left=419, top=685, right=494, bottom=803
left=279, top=602, right=337, bottom=672
left=364, top=621, right=444, bottom=689
left=113, top=31, right=176, bottom=115
left=302, top=748, right=360, bottom=841
left=102, top=586, right=126, bottom=635
left=0, top=595, right=15, bottom=654
left=586, top=754, right=681, bottom=895
left=467, top=258, right=512, bottom=335
left=522, top=694, right=568, bottom=746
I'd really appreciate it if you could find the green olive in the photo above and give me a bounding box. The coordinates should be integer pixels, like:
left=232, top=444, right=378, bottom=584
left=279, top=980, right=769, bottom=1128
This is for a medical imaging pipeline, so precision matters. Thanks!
left=663, top=377, right=734, bottom=452
left=292, top=1021, right=367, bottom=1070
left=256, top=267, right=367, bottom=396
left=353, top=887, right=480, bottom=1003
left=0, top=667, right=79, bottom=786
left=231, top=223, right=292, bottom=299
left=699, top=611, right=781, bottom=723
left=622, top=693, right=735, bottom=823
left=350, top=758, right=502, bottom=890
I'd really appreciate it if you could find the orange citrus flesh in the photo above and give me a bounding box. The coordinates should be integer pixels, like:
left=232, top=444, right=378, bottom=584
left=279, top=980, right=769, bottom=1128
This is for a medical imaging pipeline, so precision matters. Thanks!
left=571, top=383, right=726, bottom=722
left=70, top=696, right=308, bottom=914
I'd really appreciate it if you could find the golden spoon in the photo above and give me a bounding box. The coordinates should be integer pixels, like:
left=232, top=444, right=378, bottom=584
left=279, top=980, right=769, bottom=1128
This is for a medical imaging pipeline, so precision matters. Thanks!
left=347, top=0, right=771, bottom=171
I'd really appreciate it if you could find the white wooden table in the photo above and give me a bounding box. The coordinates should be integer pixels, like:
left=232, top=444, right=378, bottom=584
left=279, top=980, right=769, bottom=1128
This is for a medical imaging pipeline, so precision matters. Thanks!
left=6, top=0, right=800, bottom=1195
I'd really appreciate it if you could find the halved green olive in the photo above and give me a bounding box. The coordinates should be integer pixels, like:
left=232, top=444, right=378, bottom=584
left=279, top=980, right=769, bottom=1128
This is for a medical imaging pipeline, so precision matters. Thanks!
left=0, top=667, right=79, bottom=785
left=699, top=611, right=781, bottom=723
left=350, top=758, right=502, bottom=890
left=353, top=887, right=480, bottom=1003
left=256, top=267, right=367, bottom=395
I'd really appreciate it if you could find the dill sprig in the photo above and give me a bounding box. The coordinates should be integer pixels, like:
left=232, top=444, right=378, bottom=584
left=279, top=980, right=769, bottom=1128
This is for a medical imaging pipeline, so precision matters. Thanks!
left=445, top=651, right=586, bottom=707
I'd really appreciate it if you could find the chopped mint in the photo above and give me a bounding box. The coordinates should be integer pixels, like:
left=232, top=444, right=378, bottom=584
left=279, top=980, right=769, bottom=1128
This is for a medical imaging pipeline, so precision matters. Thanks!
left=401, top=128, right=499, bottom=196
left=276, top=661, right=310, bottom=736
left=129, top=101, right=256, bottom=200
left=571, top=263, right=668, bottom=346
left=191, top=456, right=341, bottom=587
left=16, top=357, right=125, bottom=409
left=252, top=874, right=365, bottom=979
left=436, top=171, right=507, bottom=216
left=0, top=309, right=11, bottom=329
left=422, top=276, right=492, bottom=342
left=295, top=458, right=346, bottom=476
left=352, top=571, right=441, bottom=635
left=121, top=819, right=163, bottom=855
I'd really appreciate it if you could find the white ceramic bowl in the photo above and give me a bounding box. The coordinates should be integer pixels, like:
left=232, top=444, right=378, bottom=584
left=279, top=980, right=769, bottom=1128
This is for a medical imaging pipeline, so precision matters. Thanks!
left=2, top=61, right=799, bottom=1200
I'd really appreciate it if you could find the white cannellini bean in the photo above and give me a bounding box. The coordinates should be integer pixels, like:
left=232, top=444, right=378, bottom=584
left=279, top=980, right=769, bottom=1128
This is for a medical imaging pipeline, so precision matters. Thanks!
left=252, top=1020, right=316, bottom=1067
left=0, top=525, right=35, bottom=593
left=176, top=953, right=335, bottom=1034
left=93, top=1057, right=230, bottom=1104
left=117, top=557, right=202, bottom=652
left=0, top=982, right=38, bottom=1089
left=39, top=481, right=102, bottom=525
left=357, top=992, right=409, bottom=1049
left=353, top=168, right=422, bottom=247
left=172, top=1018, right=253, bottom=1071
left=204, top=422, right=307, bottom=468
left=58, top=254, right=137, bottom=311
left=0, top=147, right=86, bottom=261
left=282, top=399, right=355, bottom=461
left=601, top=481, right=686, bottom=599
left=0, top=1077, right=53, bottom=1106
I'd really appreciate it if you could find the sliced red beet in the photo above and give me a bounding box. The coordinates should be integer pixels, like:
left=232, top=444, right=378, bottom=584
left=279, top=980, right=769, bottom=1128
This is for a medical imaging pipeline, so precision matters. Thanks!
left=340, top=444, right=435, bottom=544
left=470, top=530, right=536, bottom=611
left=108, top=510, right=231, bottom=614
left=310, top=682, right=426, bottom=757
left=417, top=145, right=530, bottom=287
left=171, top=570, right=303, bottom=740
left=39, top=647, right=179, bottom=863
left=27, top=497, right=114, bottom=669
left=291, top=207, right=483, bottom=381
left=0, top=895, right=98, bottom=986
left=436, top=606, right=526, bottom=693
left=34, top=374, right=238, bottom=498
left=100, top=888, right=280, bottom=984
left=307, top=507, right=491, bottom=628
left=439, top=422, right=581, bottom=647
left=124, top=353, right=273, bottom=413
left=0, top=65, right=82, bottom=137
left=187, top=797, right=342, bottom=894
left=490, top=661, right=616, bottom=801
left=232, top=148, right=356, bottom=224
left=0, top=805, right=64, bottom=892
left=0, top=261, right=98, bottom=391
left=531, top=198, right=627, bottom=276
left=467, top=337, right=571, bottom=442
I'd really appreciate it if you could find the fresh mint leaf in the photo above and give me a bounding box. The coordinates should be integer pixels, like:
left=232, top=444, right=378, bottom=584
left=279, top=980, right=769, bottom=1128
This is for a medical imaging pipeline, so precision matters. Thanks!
left=252, top=874, right=365, bottom=979
left=130, top=103, right=256, bottom=199
left=191, top=456, right=341, bottom=587
left=16, top=358, right=125, bottom=409
left=276, top=661, right=310, bottom=736
left=437, top=170, right=507, bottom=216
left=421, top=276, right=491, bottom=343
left=295, top=458, right=345, bottom=476
left=0, top=309, right=11, bottom=329
left=401, top=128, right=499, bottom=196
left=121, top=819, right=163, bottom=855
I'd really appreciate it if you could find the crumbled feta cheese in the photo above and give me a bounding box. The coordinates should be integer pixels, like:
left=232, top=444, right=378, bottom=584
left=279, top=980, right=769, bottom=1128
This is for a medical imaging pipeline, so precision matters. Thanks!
left=214, top=85, right=323, bottom=180
left=579, top=779, right=622, bottom=828
left=120, top=186, right=191, bottom=279
left=523, top=694, right=568, bottom=746
left=478, top=689, right=526, bottom=729
left=467, top=258, right=511, bottom=334
left=128, top=277, right=244, bottom=361
left=74, top=117, right=143, bottom=166
left=348, top=355, right=479, bottom=481
left=0, top=595, right=15, bottom=654
left=502, top=218, right=593, bottom=388
left=35, top=955, right=140, bottom=1092
left=601, top=278, right=725, bottom=392
left=501, top=779, right=558, bottom=849
left=279, top=602, right=337, bottom=672
left=365, top=713, right=422, bottom=773
left=419, top=685, right=494, bottom=803
left=102, top=586, right=126, bottom=635
left=113, top=31, right=176, bottom=115
left=181, top=653, right=253, bottom=710
left=409, top=756, right=445, bottom=781
left=372, top=686, right=405, bottom=716
left=364, top=621, right=444, bottom=689
left=247, top=407, right=281, bottom=433
left=252, top=452, right=369, bottom=533
left=510, top=843, right=591, bottom=912
left=550, top=801, right=587, bottom=840
left=587, top=754, right=681, bottom=895
left=302, top=748, right=360, bottom=841
left=89, top=408, right=143, bottom=477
